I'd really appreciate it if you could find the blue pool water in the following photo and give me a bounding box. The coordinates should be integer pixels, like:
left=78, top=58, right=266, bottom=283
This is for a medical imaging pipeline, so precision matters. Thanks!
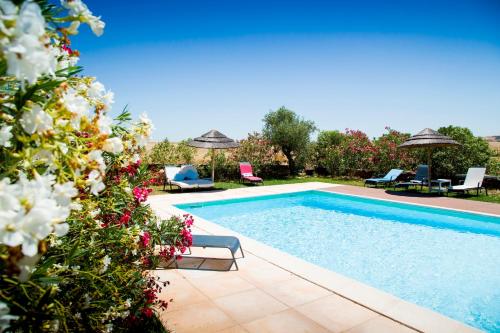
left=177, top=190, right=500, bottom=332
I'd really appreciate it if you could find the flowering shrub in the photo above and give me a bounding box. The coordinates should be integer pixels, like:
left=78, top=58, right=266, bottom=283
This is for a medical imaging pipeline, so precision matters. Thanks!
left=339, top=129, right=377, bottom=176
left=229, top=132, right=278, bottom=176
left=372, top=127, right=416, bottom=175
left=0, top=1, right=192, bottom=331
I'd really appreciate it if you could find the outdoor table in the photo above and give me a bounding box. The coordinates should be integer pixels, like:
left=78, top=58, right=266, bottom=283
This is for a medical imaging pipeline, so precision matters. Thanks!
left=431, top=179, right=451, bottom=194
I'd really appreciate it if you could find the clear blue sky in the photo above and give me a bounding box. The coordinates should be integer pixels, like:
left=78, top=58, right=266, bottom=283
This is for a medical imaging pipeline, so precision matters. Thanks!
left=72, top=0, right=500, bottom=141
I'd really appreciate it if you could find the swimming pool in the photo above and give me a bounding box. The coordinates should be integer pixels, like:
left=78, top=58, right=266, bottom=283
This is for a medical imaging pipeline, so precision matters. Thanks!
left=177, top=190, right=500, bottom=332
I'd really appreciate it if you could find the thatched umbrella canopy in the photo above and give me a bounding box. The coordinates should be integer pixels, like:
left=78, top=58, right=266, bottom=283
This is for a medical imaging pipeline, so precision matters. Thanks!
left=188, top=130, right=239, bottom=181
left=399, top=128, right=460, bottom=191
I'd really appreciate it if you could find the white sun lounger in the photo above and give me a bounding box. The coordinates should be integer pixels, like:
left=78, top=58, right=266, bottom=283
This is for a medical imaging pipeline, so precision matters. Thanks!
left=164, top=165, right=214, bottom=191
left=448, top=167, right=487, bottom=196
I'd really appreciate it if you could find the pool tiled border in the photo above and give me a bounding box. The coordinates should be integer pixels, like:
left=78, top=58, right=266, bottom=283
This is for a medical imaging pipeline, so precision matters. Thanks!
left=148, top=182, right=491, bottom=333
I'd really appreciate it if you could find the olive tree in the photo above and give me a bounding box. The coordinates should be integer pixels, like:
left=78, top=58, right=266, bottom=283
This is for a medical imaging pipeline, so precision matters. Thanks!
left=263, top=107, right=316, bottom=174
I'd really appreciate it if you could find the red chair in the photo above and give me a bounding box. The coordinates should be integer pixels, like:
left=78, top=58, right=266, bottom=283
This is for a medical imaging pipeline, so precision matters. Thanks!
left=239, top=162, right=263, bottom=184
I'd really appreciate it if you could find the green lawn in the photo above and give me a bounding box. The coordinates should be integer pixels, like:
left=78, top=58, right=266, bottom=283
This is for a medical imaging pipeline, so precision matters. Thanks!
left=151, top=176, right=500, bottom=204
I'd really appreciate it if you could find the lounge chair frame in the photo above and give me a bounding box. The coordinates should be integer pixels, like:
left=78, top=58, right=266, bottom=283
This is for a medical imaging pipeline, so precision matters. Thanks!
left=447, top=167, right=488, bottom=197
left=364, top=169, right=403, bottom=188
left=175, top=235, right=245, bottom=271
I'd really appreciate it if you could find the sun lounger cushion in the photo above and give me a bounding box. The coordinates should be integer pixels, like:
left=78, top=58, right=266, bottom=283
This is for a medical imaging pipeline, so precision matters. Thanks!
left=165, top=166, right=182, bottom=181
left=366, top=169, right=403, bottom=183
left=449, top=167, right=486, bottom=191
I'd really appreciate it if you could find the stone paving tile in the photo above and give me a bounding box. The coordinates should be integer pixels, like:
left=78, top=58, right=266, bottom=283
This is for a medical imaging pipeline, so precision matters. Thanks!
left=158, top=274, right=209, bottom=310
left=162, top=300, right=237, bottom=333
left=242, top=309, right=331, bottom=333
left=236, top=260, right=296, bottom=287
left=213, top=289, right=288, bottom=324
left=260, top=275, right=331, bottom=307
left=190, top=273, right=257, bottom=299
left=294, top=294, right=379, bottom=332
left=215, top=325, right=250, bottom=333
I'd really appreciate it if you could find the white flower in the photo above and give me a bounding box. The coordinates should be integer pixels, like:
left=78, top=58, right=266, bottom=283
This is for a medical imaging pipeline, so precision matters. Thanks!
left=97, top=115, right=112, bottom=135
left=0, top=125, right=13, bottom=147
left=58, top=142, right=68, bottom=154
left=88, top=81, right=114, bottom=109
left=90, top=209, right=100, bottom=218
left=61, top=0, right=105, bottom=36
left=15, top=1, right=45, bottom=36
left=104, top=323, right=113, bottom=333
left=87, top=80, right=105, bottom=98
left=3, top=2, right=57, bottom=84
left=124, top=299, right=131, bottom=308
left=88, top=15, right=104, bottom=36
left=17, top=253, right=41, bottom=281
left=61, top=89, right=90, bottom=129
left=102, top=137, right=123, bottom=154
left=0, top=301, right=19, bottom=332
left=66, top=20, right=80, bottom=34
left=33, top=149, right=55, bottom=169
left=88, top=149, right=106, bottom=172
left=0, top=173, right=71, bottom=256
left=86, top=170, right=105, bottom=195
left=100, top=255, right=111, bottom=273
left=55, top=45, right=79, bottom=71
left=0, top=178, right=20, bottom=212
left=134, top=133, right=148, bottom=148
left=53, top=181, right=78, bottom=206
left=70, top=202, right=82, bottom=211
left=20, top=104, right=53, bottom=135
left=139, top=113, right=153, bottom=128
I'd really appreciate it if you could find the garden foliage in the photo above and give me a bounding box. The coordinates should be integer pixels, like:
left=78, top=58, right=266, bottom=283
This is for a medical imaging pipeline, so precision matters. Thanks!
left=145, top=138, right=195, bottom=166
left=429, top=126, right=492, bottom=178
left=0, top=1, right=192, bottom=331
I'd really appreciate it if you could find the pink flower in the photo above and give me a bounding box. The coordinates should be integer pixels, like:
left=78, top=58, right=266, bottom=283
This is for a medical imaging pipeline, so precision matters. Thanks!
left=119, top=210, right=131, bottom=225
left=140, top=231, right=151, bottom=247
left=142, top=307, right=153, bottom=318
left=133, top=187, right=151, bottom=202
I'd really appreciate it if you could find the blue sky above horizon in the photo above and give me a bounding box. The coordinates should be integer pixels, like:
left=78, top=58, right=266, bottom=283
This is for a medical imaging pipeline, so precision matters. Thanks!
left=72, top=0, right=500, bottom=141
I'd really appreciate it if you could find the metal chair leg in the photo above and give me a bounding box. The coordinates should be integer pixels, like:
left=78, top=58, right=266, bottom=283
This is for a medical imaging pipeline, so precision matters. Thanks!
left=231, top=251, right=239, bottom=271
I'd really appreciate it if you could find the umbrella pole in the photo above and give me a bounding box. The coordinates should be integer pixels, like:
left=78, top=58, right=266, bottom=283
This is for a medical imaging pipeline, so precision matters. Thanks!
left=211, top=148, right=215, bottom=182
left=427, top=148, right=432, bottom=192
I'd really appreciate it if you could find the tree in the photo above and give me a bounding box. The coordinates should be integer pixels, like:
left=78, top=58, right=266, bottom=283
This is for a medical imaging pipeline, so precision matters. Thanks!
left=146, top=138, right=195, bottom=165
left=430, top=126, right=492, bottom=178
left=263, top=107, right=316, bottom=174
left=315, top=130, right=345, bottom=176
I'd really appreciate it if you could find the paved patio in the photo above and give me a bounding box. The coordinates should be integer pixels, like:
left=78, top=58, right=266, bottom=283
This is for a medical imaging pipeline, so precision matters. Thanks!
left=153, top=246, right=416, bottom=333
left=148, top=183, right=491, bottom=333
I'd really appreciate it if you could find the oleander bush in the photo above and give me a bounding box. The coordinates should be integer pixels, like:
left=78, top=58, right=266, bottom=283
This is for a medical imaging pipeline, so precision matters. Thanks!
left=0, top=1, right=192, bottom=331
left=371, top=127, right=417, bottom=175
left=229, top=132, right=278, bottom=176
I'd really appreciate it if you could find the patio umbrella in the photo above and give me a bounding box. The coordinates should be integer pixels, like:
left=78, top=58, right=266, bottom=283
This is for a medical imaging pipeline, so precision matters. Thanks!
left=188, top=130, right=239, bottom=182
left=398, top=128, right=460, bottom=192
